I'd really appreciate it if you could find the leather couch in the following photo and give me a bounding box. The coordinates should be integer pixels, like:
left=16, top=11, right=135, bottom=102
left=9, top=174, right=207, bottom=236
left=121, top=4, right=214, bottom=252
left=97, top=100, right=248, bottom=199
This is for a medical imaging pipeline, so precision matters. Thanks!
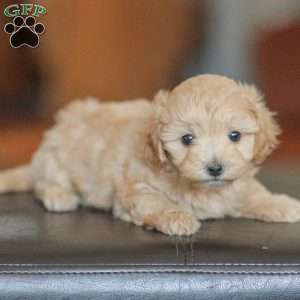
left=0, top=168, right=299, bottom=299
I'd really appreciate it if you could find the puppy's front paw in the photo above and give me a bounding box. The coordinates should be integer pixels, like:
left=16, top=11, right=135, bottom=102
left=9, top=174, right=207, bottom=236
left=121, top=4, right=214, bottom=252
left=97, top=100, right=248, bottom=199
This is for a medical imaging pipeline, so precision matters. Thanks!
left=255, top=195, right=300, bottom=223
left=145, top=211, right=200, bottom=236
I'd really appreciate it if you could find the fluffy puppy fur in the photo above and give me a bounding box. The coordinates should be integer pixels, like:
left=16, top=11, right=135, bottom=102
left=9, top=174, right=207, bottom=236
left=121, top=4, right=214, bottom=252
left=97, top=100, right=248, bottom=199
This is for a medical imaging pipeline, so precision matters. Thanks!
left=1, top=74, right=300, bottom=235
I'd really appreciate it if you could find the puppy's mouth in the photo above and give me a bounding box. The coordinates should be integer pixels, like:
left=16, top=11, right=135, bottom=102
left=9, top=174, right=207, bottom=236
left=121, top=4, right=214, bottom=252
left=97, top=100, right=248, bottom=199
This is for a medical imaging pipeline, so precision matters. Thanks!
left=202, top=179, right=233, bottom=187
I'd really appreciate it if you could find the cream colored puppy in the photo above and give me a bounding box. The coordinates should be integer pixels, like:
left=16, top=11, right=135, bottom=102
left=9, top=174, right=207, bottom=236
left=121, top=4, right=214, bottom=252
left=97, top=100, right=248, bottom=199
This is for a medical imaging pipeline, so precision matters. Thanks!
left=0, top=74, right=300, bottom=236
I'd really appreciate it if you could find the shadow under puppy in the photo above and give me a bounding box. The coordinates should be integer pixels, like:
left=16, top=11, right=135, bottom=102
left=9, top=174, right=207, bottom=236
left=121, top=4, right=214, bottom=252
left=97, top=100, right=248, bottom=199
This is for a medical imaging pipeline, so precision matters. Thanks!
left=0, top=74, right=299, bottom=236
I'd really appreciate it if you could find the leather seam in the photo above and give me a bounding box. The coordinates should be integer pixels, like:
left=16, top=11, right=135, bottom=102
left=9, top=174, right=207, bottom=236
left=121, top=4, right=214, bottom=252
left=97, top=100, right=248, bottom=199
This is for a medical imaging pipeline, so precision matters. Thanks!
left=1, top=263, right=300, bottom=267
left=0, top=271, right=300, bottom=275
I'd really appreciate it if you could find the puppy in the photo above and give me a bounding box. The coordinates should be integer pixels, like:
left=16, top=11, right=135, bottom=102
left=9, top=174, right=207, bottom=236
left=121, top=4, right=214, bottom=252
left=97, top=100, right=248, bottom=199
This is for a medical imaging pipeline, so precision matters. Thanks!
left=0, top=74, right=300, bottom=236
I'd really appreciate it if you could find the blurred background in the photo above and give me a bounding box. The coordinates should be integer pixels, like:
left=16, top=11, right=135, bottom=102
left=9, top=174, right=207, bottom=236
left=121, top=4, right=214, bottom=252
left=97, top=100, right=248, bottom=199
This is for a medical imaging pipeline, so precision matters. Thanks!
left=0, top=0, right=299, bottom=194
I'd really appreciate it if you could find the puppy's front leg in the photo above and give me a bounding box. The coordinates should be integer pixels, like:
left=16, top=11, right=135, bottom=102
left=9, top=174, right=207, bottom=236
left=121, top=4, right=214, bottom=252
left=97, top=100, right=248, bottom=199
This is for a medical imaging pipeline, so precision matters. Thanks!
left=239, top=179, right=300, bottom=223
left=118, top=182, right=200, bottom=236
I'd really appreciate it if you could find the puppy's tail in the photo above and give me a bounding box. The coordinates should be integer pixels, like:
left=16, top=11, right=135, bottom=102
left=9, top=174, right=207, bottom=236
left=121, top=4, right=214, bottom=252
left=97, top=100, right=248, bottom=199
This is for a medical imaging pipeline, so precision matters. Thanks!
left=0, top=165, right=33, bottom=193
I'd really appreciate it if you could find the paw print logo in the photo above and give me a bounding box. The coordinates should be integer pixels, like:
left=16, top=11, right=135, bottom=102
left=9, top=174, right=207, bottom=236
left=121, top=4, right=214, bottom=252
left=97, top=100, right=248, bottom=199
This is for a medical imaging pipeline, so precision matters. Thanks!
left=4, top=16, right=45, bottom=48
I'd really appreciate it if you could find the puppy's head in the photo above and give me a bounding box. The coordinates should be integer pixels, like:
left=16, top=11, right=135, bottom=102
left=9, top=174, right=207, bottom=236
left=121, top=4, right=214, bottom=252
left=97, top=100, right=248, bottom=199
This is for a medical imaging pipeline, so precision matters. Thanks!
left=150, top=74, right=280, bottom=186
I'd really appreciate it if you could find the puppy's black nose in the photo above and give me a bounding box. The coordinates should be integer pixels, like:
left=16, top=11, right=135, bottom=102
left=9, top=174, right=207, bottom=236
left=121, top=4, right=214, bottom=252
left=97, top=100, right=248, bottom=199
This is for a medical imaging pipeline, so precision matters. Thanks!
left=207, top=163, right=224, bottom=177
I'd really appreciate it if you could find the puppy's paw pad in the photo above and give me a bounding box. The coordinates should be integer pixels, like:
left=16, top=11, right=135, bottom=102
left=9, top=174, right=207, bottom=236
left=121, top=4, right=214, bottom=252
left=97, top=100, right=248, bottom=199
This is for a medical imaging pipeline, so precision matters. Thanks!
left=157, top=211, right=200, bottom=236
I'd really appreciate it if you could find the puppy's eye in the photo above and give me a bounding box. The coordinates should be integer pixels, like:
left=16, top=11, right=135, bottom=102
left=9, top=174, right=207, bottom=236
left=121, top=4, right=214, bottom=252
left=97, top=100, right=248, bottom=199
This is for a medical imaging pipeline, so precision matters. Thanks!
left=228, top=131, right=241, bottom=142
left=182, top=134, right=194, bottom=145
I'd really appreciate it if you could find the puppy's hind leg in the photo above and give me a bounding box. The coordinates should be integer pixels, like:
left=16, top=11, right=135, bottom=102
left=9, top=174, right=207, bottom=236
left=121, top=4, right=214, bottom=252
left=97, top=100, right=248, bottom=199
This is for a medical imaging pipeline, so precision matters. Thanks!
left=32, top=155, right=80, bottom=213
left=35, top=183, right=80, bottom=212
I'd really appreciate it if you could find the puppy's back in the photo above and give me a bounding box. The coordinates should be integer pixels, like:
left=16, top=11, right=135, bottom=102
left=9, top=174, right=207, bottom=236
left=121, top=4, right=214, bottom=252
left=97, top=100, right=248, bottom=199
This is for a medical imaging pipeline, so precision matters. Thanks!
left=55, top=97, right=152, bottom=126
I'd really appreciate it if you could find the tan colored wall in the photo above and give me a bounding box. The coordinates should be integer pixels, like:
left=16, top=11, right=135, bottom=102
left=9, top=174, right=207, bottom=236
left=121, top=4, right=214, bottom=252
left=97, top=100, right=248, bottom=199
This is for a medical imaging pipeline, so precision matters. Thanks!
left=37, top=0, right=202, bottom=111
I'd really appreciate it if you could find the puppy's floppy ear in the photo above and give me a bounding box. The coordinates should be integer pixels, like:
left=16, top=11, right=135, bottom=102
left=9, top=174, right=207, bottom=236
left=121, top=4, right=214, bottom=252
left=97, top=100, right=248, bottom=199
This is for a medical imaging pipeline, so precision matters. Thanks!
left=148, top=90, right=170, bottom=164
left=244, top=85, right=281, bottom=164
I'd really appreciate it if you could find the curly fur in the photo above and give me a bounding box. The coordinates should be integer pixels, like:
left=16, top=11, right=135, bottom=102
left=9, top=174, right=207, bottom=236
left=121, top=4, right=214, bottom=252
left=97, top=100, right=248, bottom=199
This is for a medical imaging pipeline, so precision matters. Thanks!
left=0, top=74, right=299, bottom=236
